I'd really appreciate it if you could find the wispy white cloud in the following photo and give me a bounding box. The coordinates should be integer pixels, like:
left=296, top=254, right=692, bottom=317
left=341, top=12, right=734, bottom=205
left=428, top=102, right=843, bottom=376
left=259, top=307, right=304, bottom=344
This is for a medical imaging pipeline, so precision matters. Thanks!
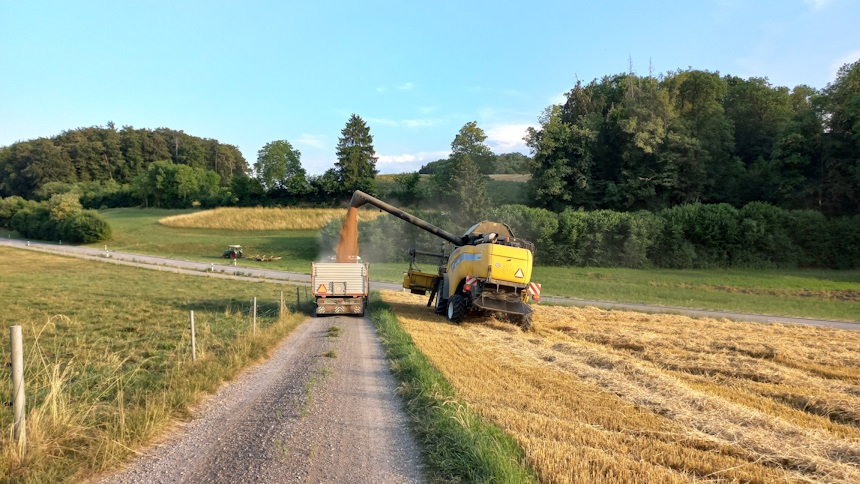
left=376, top=150, right=450, bottom=173
left=467, top=86, right=523, bottom=98
left=804, top=0, right=833, bottom=9
left=376, top=82, right=415, bottom=93
left=403, top=118, right=439, bottom=128
left=377, top=153, right=420, bottom=164
left=368, top=117, right=399, bottom=127
left=477, top=107, right=535, bottom=124
left=485, top=123, right=535, bottom=153
left=295, top=133, right=325, bottom=149
left=367, top=117, right=442, bottom=128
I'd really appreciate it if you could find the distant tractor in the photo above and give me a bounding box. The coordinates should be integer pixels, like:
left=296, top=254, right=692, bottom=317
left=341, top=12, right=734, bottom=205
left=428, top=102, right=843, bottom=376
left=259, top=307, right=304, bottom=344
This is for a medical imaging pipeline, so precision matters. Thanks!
left=222, top=245, right=243, bottom=259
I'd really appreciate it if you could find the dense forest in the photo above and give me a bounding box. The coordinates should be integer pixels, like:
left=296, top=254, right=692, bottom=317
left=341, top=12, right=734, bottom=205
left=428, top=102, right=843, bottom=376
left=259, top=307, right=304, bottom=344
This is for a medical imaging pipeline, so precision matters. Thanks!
left=0, top=124, right=248, bottom=198
left=526, top=60, right=860, bottom=217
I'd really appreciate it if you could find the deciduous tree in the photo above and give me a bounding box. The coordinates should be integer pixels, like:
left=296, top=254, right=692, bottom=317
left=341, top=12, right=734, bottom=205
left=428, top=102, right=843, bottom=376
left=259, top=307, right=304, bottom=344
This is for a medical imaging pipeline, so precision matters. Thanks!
left=254, top=140, right=309, bottom=196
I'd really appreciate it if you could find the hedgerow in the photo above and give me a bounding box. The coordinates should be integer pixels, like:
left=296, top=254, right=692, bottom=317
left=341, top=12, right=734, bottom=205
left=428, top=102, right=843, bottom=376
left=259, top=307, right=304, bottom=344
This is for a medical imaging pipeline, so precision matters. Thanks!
left=324, top=202, right=859, bottom=269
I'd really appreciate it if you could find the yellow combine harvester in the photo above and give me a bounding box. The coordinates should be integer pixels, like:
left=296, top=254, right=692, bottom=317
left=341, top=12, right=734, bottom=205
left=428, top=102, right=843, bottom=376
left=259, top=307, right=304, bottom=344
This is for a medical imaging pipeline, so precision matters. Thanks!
left=348, top=191, right=541, bottom=329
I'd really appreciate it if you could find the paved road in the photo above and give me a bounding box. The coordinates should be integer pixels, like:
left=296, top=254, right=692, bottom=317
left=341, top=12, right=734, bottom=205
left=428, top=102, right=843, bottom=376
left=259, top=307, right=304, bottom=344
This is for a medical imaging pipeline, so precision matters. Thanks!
left=3, top=238, right=858, bottom=331
left=98, top=315, right=422, bottom=483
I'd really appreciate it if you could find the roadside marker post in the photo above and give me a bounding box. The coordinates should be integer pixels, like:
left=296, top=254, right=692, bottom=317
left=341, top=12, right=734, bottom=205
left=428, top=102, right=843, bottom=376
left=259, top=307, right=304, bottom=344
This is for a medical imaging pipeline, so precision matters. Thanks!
left=190, top=311, right=197, bottom=362
left=10, top=325, right=26, bottom=450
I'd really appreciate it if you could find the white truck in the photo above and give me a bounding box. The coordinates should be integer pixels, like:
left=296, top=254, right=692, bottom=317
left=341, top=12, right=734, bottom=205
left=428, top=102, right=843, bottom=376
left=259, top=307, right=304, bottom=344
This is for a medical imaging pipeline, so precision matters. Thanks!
left=311, top=258, right=369, bottom=317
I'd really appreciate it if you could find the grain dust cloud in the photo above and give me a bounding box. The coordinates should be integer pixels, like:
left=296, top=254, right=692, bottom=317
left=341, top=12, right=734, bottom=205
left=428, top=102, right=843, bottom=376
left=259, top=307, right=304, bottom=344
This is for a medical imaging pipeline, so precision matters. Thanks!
left=335, top=206, right=359, bottom=262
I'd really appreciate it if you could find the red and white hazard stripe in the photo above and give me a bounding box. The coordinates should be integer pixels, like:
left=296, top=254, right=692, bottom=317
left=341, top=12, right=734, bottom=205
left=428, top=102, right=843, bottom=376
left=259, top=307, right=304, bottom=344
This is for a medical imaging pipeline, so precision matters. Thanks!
left=464, top=275, right=478, bottom=291
left=528, top=282, right=541, bottom=302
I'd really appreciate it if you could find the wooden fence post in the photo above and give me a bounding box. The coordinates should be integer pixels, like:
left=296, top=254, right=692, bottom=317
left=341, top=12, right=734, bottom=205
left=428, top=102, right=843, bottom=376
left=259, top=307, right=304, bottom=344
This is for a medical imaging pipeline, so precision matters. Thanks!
left=190, top=311, right=197, bottom=362
left=10, top=325, right=26, bottom=449
left=280, top=291, right=284, bottom=318
left=252, top=297, right=257, bottom=334
left=296, top=287, right=300, bottom=306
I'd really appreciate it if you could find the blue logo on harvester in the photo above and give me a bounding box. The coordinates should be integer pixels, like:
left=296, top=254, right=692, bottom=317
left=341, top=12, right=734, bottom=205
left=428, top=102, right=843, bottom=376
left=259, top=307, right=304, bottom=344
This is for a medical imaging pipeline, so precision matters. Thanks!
left=450, top=252, right=481, bottom=274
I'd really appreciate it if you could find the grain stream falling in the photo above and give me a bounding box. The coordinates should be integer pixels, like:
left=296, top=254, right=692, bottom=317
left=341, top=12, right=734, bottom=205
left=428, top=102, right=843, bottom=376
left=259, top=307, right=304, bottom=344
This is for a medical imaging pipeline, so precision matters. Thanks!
left=335, top=206, right=360, bottom=262
left=380, top=290, right=860, bottom=483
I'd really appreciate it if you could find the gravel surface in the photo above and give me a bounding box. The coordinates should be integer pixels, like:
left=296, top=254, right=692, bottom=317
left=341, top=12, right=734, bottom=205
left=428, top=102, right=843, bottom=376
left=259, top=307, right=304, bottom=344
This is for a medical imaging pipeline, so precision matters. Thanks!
left=3, top=238, right=858, bottom=330
left=96, top=315, right=423, bottom=484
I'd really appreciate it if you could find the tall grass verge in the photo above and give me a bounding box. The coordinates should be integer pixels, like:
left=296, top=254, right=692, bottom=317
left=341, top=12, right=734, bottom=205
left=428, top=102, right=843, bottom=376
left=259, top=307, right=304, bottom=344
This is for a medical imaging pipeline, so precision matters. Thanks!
left=368, top=295, right=537, bottom=483
left=0, top=249, right=307, bottom=482
left=0, top=311, right=305, bottom=483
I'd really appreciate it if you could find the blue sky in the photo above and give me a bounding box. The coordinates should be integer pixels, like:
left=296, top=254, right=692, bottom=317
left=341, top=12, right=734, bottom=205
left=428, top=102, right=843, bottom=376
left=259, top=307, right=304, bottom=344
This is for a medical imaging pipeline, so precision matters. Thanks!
left=1, top=0, right=858, bottom=175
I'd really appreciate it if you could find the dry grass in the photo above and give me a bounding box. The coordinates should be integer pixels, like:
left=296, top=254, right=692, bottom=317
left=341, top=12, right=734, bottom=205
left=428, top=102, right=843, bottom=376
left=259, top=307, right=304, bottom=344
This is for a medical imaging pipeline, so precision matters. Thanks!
left=380, top=290, right=860, bottom=483
left=158, top=207, right=380, bottom=231
left=0, top=249, right=308, bottom=482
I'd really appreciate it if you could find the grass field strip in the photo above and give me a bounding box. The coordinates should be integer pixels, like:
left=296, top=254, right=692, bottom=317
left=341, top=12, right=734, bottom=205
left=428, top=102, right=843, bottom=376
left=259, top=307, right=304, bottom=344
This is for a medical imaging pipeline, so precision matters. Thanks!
left=5, top=239, right=857, bottom=333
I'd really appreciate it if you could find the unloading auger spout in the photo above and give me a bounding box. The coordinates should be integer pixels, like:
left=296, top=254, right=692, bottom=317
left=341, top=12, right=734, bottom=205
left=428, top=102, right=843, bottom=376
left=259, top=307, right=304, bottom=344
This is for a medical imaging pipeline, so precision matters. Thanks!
left=348, top=190, right=468, bottom=247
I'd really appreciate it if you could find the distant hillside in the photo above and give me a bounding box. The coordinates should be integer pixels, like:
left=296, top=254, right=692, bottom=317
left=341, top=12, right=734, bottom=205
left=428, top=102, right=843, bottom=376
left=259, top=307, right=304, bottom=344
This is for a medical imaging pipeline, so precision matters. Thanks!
left=0, top=124, right=248, bottom=198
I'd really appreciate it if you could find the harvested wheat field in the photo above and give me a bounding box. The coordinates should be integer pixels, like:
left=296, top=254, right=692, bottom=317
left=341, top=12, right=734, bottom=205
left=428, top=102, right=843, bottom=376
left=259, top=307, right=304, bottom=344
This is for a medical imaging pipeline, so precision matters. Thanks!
left=380, top=291, right=860, bottom=483
left=159, top=207, right=380, bottom=231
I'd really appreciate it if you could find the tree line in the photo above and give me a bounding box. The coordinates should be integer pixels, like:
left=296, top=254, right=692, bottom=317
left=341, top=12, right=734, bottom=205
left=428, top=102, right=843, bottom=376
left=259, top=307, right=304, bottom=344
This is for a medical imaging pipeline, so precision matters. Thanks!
left=526, top=60, right=860, bottom=217
left=3, top=61, right=857, bottom=216
left=0, top=115, right=382, bottom=209
left=0, top=124, right=247, bottom=199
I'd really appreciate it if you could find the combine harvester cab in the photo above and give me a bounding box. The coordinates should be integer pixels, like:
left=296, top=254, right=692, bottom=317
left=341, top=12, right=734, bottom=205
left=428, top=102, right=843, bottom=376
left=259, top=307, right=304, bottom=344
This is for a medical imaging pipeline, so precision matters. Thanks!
left=311, top=257, right=369, bottom=317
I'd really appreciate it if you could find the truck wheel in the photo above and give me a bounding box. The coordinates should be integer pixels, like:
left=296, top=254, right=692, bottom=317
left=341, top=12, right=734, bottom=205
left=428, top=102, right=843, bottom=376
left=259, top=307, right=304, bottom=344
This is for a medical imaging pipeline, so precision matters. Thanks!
left=447, top=294, right=467, bottom=323
left=434, top=280, right=447, bottom=315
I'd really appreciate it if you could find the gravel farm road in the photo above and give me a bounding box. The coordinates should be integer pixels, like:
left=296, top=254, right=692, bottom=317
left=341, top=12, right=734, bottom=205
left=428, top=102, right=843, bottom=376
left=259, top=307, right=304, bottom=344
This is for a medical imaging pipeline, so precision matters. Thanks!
left=96, top=315, right=423, bottom=484
left=2, top=238, right=858, bottom=331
